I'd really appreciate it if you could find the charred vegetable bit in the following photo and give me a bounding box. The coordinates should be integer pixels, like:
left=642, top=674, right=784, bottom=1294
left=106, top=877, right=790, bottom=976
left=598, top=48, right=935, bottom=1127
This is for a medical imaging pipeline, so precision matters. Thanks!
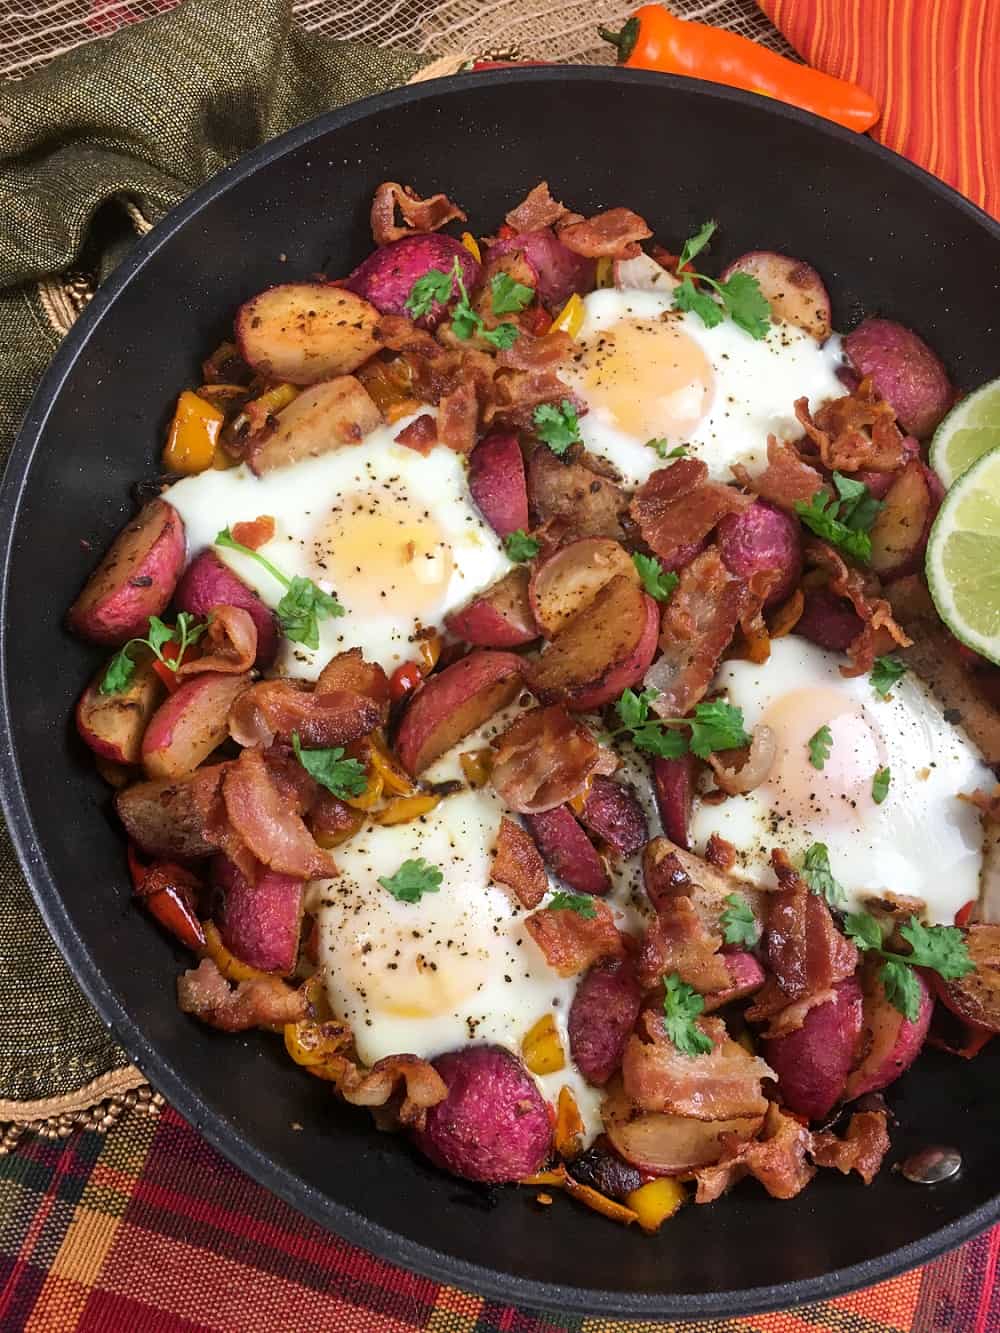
left=404, top=259, right=521, bottom=348
left=662, top=972, right=713, bottom=1057
left=614, top=687, right=750, bottom=760
left=808, top=724, right=832, bottom=770
left=801, top=842, right=845, bottom=908
left=101, top=612, right=209, bottom=694
left=504, top=529, right=541, bottom=562
left=845, top=912, right=973, bottom=1021
left=720, top=893, right=759, bottom=947
left=632, top=553, right=679, bottom=603
left=215, top=527, right=343, bottom=650
left=378, top=857, right=443, bottom=904
left=533, top=400, right=582, bottom=455
left=291, top=731, right=366, bottom=800
left=872, top=766, right=891, bottom=805
left=871, top=655, right=907, bottom=698
left=671, top=221, right=770, bottom=340
left=547, top=891, right=597, bottom=919
left=795, top=472, right=882, bottom=563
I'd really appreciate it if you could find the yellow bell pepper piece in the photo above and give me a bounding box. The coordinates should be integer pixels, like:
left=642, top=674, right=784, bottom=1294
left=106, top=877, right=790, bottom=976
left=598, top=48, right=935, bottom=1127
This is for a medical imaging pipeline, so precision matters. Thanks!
left=283, top=1017, right=351, bottom=1068
left=343, top=768, right=384, bottom=812
left=202, top=920, right=269, bottom=984
left=417, top=630, right=442, bottom=673
left=229, top=382, right=299, bottom=440
left=163, top=390, right=224, bottom=474
left=461, top=232, right=482, bottom=263
left=369, top=732, right=416, bottom=796
left=626, top=1178, right=686, bottom=1233
left=374, top=793, right=441, bottom=826
left=550, top=292, right=584, bottom=338
left=459, top=748, right=493, bottom=788
left=595, top=256, right=614, bottom=288
left=521, top=1013, right=566, bottom=1075
left=555, top=1085, right=584, bottom=1159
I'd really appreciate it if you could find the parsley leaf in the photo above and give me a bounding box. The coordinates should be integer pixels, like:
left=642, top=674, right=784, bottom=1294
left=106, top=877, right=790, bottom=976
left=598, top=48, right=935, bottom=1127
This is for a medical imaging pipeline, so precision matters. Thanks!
left=547, top=891, right=597, bottom=919
left=490, top=271, right=535, bottom=315
left=844, top=910, right=884, bottom=952
left=671, top=223, right=770, bottom=340
left=844, top=910, right=973, bottom=1020
left=646, top=439, right=689, bottom=460
left=633, top=553, right=679, bottom=603
left=291, top=731, right=367, bottom=799
left=480, top=322, right=521, bottom=350
left=686, top=700, right=751, bottom=760
left=872, top=766, right=891, bottom=805
left=100, top=611, right=209, bottom=695
left=614, top=689, right=749, bottom=760
left=714, top=270, right=772, bottom=340
left=378, top=857, right=443, bottom=904
left=673, top=274, right=724, bottom=329
left=662, top=973, right=713, bottom=1057
left=899, top=917, right=975, bottom=980
left=871, top=655, right=906, bottom=699
left=794, top=490, right=875, bottom=563
left=616, top=687, right=660, bottom=733
left=504, top=529, right=540, bottom=562
left=801, top=842, right=845, bottom=908
left=677, top=220, right=718, bottom=272
left=215, top=528, right=344, bottom=650
left=533, top=400, right=581, bottom=454
left=879, top=958, right=923, bottom=1023
left=808, top=724, right=832, bottom=771
left=404, top=266, right=456, bottom=320
left=832, top=471, right=884, bottom=533
left=720, top=893, right=759, bottom=948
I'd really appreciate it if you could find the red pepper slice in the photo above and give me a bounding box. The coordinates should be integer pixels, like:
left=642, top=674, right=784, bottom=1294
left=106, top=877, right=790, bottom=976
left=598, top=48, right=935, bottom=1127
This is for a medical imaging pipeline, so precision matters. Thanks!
left=955, top=900, right=976, bottom=928
left=132, top=859, right=206, bottom=952
left=151, top=637, right=200, bottom=692
left=389, top=660, right=424, bottom=703
left=522, top=304, right=553, bottom=337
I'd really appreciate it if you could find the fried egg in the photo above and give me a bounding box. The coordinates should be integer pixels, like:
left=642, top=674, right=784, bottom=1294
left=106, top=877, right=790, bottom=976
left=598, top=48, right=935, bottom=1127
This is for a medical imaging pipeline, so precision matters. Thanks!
left=562, top=288, right=845, bottom=488
left=164, top=410, right=510, bottom=679
left=688, top=637, right=993, bottom=922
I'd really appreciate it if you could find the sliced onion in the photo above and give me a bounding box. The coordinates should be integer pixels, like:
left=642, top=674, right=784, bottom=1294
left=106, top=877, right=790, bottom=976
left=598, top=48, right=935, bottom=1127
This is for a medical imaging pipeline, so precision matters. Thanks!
left=707, top=725, right=777, bottom=795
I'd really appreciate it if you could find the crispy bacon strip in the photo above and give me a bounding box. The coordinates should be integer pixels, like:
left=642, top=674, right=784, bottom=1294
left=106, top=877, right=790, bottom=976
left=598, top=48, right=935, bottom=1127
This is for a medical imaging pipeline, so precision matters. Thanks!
left=705, top=834, right=738, bottom=872
left=488, top=368, right=582, bottom=430
left=177, top=606, right=257, bottom=676
left=557, top=208, right=652, bottom=260
left=806, top=539, right=911, bottom=677
left=637, top=892, right=731, bottom=992
left=177, top=958, right=307, bottom=1032
left=490, top=704, right=599, bottom=814
left=643, top=837, right=765, bottom=931
left=796, top=379, right=906, bottom=475
left=491, top=816, right=548, bottom=908
left=496, top=329, right=574, bottom=371
left=231, top=515, right=275, bottom=550
left=733, top=434, right=825, bottom=511
left=622, top=1011, right=774, bottom=1121
left=228, top=680, right=381, bottom=749
left=395, top=413, right=438, bottom=454
left=694, top=1103, right=816, bottom=1203
left=370, top=181, right=467, bottom=247
left=525, top=899, right=626, bottom=977
left=811, top=1110, right=890, bottom=1184
left=437, top=376, right=478, bottom=454
left=630, top=460, right=751, bottom=565
left=333, top=1053, right=448, bottom=1129
left=372, top=313, right=442, bottom=357
left=505, top=181, right=571, bottom=232
left=314, top=648, right=390, bottom=717
left=222, top=748, right=336, bottom=880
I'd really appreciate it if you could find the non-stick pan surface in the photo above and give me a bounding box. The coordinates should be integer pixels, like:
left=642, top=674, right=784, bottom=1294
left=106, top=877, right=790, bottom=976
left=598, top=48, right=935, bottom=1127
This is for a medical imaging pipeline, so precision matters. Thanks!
left=3, top=69, right=1000, bottom=1319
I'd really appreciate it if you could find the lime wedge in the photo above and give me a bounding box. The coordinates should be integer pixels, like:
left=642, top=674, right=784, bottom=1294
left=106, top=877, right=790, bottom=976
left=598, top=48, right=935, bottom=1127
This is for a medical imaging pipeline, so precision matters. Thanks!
left=926, top=445, right=1000, bottom=663
left=930, top=376, right=1000, bottom=489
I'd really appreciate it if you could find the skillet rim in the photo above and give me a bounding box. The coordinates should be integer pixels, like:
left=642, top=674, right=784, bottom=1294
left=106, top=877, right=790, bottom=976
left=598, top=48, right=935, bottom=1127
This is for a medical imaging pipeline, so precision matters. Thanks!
left=3, top=66, right=1000, bottom=1318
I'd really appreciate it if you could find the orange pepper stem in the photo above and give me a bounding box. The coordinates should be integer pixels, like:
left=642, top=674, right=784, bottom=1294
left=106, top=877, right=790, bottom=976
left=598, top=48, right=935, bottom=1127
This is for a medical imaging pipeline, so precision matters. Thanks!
left=598, top=18, right=640, bottom=62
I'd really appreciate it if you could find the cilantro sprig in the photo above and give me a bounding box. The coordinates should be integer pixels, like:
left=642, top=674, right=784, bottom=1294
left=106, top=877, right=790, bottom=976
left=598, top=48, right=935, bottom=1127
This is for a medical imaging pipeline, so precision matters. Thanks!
left=844, top=911, right=973, bottom=1021
left=215, top=528, right=344, bottom=651
left=100, top=612, right=209, bottom=694
left=504, top=529, right=540, bottom=562
left=801, top=842, right=845, bottom=908
left=671, top=221, right=771, bottom=340
left=808, top=724, right=832, bottom=771
left=662, top=973, right=713, bottom=1056
left=404, top=259, right=521, bottom=349
left=871, top=655, right=906, bottom=699
left=614, top=687, right=751, bottom=760
left=533, top=400, right=581, bottom=455
left=291, top=731, right=366, bottom=800
left=547, top=891, right=597, bottom=919
left=720, top=894, right=760, bottom=948
left=872, top=766, right=891, bottom=805
left=795, top=472, right=883, bottom=564
left=632, top=553, right=679, bottom=603
left=378, top=857, right=443, bottom=904
left=490, top=271, right=535, bottom=315
left=647, top=439, right=687, bottom=460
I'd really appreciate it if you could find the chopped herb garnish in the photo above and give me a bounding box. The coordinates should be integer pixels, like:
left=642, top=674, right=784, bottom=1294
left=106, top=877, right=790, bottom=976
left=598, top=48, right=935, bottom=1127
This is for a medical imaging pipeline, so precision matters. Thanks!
left=646, top=439, right=687, bottom=460
left=291, top=731, right=366, bottom=800
left=844, top=911, right=973, bottom=1021
left=504, top=529, right=540, bottom=562
left=801, top=842, right=845, bottom=908
left=671, top=222, right=770, bottom=340
left=795, top=473, right=882, bottom=564
left=632, top=552, right=679, bottom=603
left=720, top=893, right=760, bottom=948
left=662, top=972, right=713, bottom=1056
left=215, top=527, right=344, bottom=650
left=872, top=766, right=891, bottom=804
left=378, top=857, right=443, bottom=904
left=808, top=724, right=832, bottom=771
left=100, top=612, right=209, bottom=694
left=533, top=400, right=581, bottom=455
left=547, top=891, right=597, bottom=919
left=404, top=259, right=520, bottom=348
left=614, top=688, right=750, bottom=760
left=871, top=655, right=907, bottom=699
left=490, top=271, right=535, bottom=315
left=404, top=266, right=454, bottom=320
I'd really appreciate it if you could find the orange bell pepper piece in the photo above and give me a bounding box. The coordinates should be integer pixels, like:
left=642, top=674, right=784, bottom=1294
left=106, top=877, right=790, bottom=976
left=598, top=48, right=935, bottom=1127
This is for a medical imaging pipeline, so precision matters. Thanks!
left=163, top=390, right=225, bottom=474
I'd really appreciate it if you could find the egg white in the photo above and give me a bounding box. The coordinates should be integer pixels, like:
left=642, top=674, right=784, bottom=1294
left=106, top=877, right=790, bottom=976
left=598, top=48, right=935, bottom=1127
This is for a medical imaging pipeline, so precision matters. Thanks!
left=164, top=411, right=510, bottom=679
left=689, top=637, right=993, bottom=922
left=562, top=288, right=845, bottom=488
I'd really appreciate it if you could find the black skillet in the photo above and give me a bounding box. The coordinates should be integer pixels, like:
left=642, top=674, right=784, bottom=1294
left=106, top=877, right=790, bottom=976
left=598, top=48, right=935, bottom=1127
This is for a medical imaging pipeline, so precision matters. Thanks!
left=3, top=69, right=1000, bottom=1320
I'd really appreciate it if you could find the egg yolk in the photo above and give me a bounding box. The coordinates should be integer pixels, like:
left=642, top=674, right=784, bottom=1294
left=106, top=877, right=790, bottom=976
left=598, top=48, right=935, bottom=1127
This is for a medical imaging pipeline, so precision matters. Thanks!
left=314, top=491, right=453, bottom=617
left=569, top=318, right=714, bottom=441
left=760, top=686, right=886, bottom=826
left=342, top=920, right=490, bottom=1019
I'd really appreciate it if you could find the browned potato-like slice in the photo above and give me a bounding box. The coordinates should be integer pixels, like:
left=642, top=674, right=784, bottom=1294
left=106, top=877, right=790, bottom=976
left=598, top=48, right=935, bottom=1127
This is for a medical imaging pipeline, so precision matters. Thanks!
left=236, top=282, right=380, bottom=385
left=603, top=1081, right=762, bottom=1175
left=142, top=672, right=252, bottom=779
left=721, top=251, right=831, bottom=341
left=115, top=769, right=224, bottom=859
left=395, top=650, right=524, bottom=775
left=529, top=537, right=638, bottom=638
left=76, top=652, right=164, bottom=764
left=247, top=376, right=382, bottom=475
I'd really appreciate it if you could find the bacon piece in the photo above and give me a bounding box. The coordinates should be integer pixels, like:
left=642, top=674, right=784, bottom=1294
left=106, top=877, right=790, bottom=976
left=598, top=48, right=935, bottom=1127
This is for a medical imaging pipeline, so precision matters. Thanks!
left=694, top=1103, right=816, bottom=1203
left=490, top=704, right=599, bottom=814
left=222, top=748, right=336, bottom=880
left=525, top=898, right=626, bottom=977
left=488, top=368, right=582, bottom=430
left=796, top=379, right=906, bottom=475
left=705, top=834, right=738, bottom=871
left=811, top=1110, right=890, bottom=1184
left=505, top=181, right=571, bottom=232
left=176, top=958, right=307, bottom=1032
left=372, top=313, right=442, bottom=357
left=332, top=1053, right=448, bottom=1129
left=557, top=208, right=652, bottom=260
left=177, top=606, right=257, bottom=676
left=805, top=539, right=911, bottom=677
left=228, top=680, right=381, bottom=749
left=630, top=460, right=751, bottom=566
left=622, top=1011, right=773, bottom=1121
left=733, top=434, right=825, bottom=512
left=491, top=816, right=548, bottom=908
left=370, top=181, right=467, bottom=247
left=637, top=892, right=732, bottom=992
left=437, top=376, right=478, bottom=454
left=315, top=648, right=390, bottom=718
left=746, top=849, right=858, bottom=1036
left=646, top=547, right=751, bottom=718
left=496, top=330, right=574, bottom=372
left=395, top=413, right=437, bottom=454
left=643, top=838, right=766, bottom=932
left=230, top=515, right=275, bottom=550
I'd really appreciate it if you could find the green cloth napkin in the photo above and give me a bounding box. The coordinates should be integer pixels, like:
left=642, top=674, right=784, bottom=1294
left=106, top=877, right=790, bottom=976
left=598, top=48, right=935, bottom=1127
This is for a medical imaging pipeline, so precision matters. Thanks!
left=0, top=0, right=426, bottom=1106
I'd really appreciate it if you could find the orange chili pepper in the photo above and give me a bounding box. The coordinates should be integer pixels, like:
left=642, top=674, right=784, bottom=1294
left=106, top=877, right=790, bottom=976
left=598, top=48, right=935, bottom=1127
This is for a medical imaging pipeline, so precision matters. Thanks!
left=389, top=660, right=424, bottom=703
left=600, top=6, right=879, bottom=133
